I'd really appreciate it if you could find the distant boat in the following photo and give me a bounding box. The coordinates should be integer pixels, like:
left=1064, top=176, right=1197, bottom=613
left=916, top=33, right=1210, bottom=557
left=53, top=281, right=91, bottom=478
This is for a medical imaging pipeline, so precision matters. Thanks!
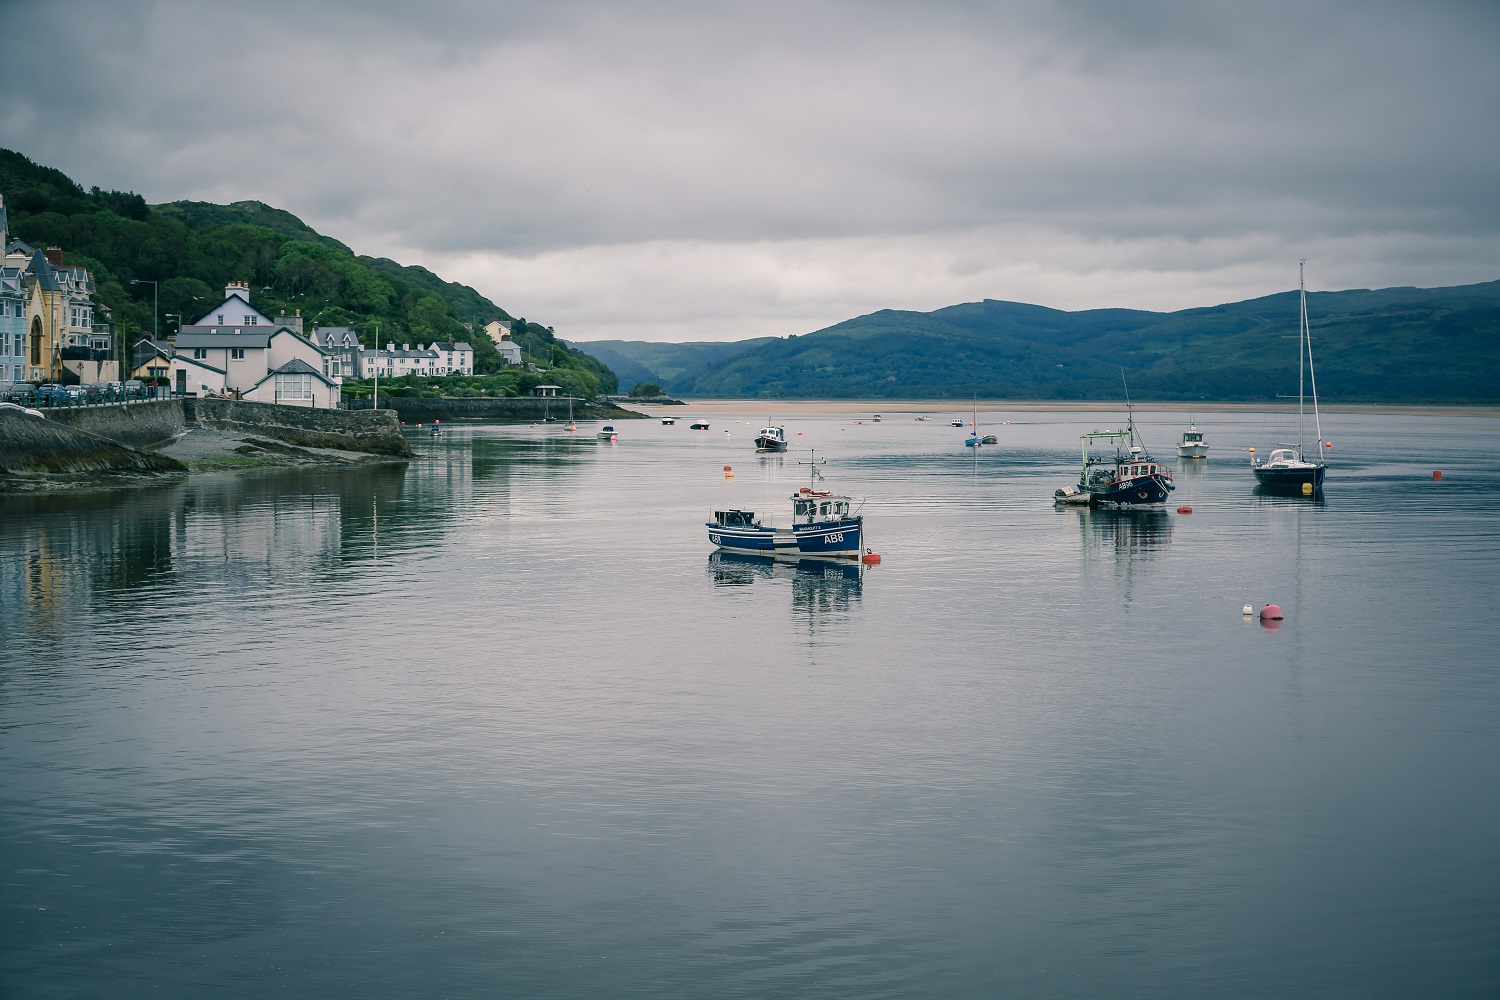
left=981, top=434, right=998, bottom=445
left=965, top=397, right=981, bottom=448
left=597, top=424, right=618, bottom=441
left=950, top=418, right=964, bottom=428
left=754, top=425, right=788, bottom=452
left=1177, top=423, right=1207, bottom=458
left=564, top=395, right=577, bottom=432
left=872, top=414, right=882, bottom=422
left=915, top=415, right=929, bottom=422
left=1252, top=262, right=1327, bottom=495
left=690, top=420, right=710, bottom=430
left=661, top=417, right=676, bottom=425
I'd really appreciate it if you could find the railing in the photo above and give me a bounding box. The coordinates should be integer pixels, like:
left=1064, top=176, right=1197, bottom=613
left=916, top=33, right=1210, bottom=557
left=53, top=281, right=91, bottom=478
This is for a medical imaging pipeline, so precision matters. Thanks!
left=4, top=385, right=185, bottom=409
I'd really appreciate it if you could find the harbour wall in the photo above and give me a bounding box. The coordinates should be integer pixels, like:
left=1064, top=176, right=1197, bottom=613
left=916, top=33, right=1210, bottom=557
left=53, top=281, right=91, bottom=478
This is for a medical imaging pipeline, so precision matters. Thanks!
left=0, top=411, right=187, bottom=478
left=46, top=399, right=412, bottom=456
left=355, top=396, right=645, bottom=422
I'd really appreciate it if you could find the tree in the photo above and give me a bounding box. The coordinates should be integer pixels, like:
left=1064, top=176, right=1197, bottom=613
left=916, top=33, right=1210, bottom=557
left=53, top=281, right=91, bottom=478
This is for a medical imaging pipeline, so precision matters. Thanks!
left=629, top=382, right=663, bottom=398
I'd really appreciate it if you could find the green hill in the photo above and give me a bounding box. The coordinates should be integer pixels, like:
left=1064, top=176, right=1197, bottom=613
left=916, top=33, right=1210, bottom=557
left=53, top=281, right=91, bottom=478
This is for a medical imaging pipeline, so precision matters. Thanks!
left=0, top=148, right=617, bottom=395
left=566, top=338, right=777, bottom=393
left=677, top=283, right=1500, bottom=403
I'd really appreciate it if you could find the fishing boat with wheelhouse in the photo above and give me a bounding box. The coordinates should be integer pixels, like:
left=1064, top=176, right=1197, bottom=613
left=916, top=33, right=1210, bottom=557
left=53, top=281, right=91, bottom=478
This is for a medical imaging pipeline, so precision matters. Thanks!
left=705, top=451, right=864, bottom=557
left=1057, top=377, right=1173, bottom=507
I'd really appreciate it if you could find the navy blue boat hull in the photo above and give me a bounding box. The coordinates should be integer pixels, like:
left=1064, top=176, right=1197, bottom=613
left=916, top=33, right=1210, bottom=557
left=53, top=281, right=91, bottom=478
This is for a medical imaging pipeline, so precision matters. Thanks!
left=705, top=524, right=781, bottom=553
left=707, top=516, right=862, bottom=557
left=1087, top=474, right=1173, bottom=507
left=1253, top=464, right=1325, bottom=493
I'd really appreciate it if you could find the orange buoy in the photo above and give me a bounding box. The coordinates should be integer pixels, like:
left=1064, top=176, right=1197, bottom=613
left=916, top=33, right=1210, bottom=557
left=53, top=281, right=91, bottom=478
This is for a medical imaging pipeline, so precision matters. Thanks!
left=723, top=465, right=732, bottom=472
left=1433, top=470, right=1442, bottom=480
left=1177, top=506, right=1192, bottom=514
left=1325, top=441, right=1332, bottom=448
left=861, top=552, right=882, bottom=565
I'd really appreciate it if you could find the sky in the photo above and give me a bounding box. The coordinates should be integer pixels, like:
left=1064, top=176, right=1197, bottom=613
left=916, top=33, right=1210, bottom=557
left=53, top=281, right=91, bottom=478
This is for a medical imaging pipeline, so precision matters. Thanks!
left=3, top=0, right=1498, bottom=343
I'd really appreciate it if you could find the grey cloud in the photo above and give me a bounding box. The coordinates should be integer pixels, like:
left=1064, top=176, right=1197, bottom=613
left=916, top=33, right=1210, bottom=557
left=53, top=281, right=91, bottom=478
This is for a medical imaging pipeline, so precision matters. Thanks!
left=2, top=0, right=1496, bottom=339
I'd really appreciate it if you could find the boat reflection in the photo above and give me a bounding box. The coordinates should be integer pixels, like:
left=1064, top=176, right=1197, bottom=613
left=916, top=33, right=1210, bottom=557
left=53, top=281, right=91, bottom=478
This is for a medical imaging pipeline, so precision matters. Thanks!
left=707, top=550, right=864, bottom=625
left=1060, top=505, right=1173, bottom=560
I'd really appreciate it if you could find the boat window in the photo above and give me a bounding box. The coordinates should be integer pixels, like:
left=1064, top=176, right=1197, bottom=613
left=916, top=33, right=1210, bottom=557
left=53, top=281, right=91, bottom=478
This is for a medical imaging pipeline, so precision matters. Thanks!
left=819, top=502, right=830, bottom=517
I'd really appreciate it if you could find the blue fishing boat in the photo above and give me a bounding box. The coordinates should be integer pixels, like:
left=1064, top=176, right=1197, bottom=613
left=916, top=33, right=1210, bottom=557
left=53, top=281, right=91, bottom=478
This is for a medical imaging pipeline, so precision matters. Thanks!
left=1059, top=378, right=1173, bottom=508
left=706, top=453, right=864, bottom=557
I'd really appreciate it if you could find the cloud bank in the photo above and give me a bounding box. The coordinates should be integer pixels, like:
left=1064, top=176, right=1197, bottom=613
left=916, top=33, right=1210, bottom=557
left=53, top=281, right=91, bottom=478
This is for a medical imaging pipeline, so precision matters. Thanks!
left=5, top=0, right=1498, bottom=340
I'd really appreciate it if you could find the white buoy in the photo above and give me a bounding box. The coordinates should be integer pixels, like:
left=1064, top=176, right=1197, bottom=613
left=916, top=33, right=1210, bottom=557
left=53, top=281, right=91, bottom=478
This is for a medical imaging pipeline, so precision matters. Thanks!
left=1242, top=604, right=1253, bottom=616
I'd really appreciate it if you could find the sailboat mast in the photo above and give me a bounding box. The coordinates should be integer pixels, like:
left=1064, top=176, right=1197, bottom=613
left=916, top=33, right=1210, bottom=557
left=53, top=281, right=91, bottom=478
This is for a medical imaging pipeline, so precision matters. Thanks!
left=1298, top=260, right=1307, bottom=455
left=1303, top=262, right=1325, bottom=461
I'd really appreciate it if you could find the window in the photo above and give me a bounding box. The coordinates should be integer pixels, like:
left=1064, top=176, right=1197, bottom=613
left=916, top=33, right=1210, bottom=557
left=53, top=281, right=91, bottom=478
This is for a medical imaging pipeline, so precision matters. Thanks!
left=231, top=348, right=245, bottom=360
left=217, top=314, right=224, bottom=325
left=193, top=348, right=207, bottom=359
left=248, top=315, right=257, bottom=325
left=275, top=372, right=314, bottom=401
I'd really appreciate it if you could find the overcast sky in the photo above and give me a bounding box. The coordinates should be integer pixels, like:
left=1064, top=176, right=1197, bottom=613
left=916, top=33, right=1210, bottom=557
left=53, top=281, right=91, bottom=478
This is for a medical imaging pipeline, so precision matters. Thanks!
left=4, top=0, right=1497, bottom=342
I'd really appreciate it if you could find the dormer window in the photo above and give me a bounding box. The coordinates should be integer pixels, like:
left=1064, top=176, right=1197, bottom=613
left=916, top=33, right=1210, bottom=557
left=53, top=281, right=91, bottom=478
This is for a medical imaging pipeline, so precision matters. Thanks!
left=217, top=314, right=224, bottom=325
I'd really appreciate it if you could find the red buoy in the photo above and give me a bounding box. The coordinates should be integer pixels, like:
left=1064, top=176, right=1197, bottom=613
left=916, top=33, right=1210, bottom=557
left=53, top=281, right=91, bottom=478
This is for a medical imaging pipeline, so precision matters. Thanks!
left=1259, top=604, right=1284, bottom=620
left=723, top=465, right=732, bottom=472
left=1433, top=470, right=1442, bottom=480
left=1177, top=506, right=1192, bottom=514
left=861, top=552, right=882, bottom=565
left=1325, top=441, right=1332, bottom=448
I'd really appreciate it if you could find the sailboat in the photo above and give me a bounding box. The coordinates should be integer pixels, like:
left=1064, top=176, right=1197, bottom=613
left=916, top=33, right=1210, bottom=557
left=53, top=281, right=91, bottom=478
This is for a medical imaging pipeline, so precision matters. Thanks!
left=965, top=397, right=981, bottom=448
left=564, top=394, right=576, bottom=432
left=1251, top=261, right=1327, bottom=494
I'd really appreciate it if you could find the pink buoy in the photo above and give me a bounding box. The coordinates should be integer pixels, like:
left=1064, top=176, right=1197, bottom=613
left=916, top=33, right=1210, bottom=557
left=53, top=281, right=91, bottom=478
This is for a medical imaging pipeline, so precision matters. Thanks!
left=1259, top=604, right=1284, bottom=620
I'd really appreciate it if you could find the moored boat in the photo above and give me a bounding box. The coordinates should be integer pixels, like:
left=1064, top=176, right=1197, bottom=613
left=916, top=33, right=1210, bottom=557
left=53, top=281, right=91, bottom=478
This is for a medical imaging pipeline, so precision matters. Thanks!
left=754, top=425, right=789, bottom=452
left=690, top=420, right=710, bottom=430
left=597, top=424, right=618, bottom=440
left=1252, top=261, right=1327, bottom=495
left=706, top=452, right=864, bottom=558
left=1060, top=378, right=1173, bottom=507
left=661, top=416, right=676, bottom=425
left=1177, top=423, right=1208, bottom=458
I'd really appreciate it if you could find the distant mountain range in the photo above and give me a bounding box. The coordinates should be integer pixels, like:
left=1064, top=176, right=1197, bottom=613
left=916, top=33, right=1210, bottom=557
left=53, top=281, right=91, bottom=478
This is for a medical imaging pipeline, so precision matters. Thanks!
left=576, top=280, right=1500, bottom=403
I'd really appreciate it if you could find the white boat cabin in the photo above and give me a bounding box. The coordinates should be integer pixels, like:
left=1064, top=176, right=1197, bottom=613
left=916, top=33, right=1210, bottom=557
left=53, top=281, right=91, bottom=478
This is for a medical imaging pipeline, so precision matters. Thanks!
left=792, top=491, right=853, bottom=524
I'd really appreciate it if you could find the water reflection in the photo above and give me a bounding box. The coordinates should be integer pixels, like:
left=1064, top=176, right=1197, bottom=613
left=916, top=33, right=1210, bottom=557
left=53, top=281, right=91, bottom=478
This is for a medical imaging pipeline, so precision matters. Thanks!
left=1060, top=506, right=1173, bottom=560
left=706, top=550, right=864, bottom=626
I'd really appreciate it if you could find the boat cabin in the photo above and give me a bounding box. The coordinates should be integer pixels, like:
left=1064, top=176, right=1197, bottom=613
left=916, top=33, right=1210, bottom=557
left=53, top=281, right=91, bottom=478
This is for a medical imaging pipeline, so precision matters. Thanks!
left=711, top=509, right=760, bottom=528
left=1181, top=429, right=1204, bottom=444
left=792, top=491, right=851, bottom=524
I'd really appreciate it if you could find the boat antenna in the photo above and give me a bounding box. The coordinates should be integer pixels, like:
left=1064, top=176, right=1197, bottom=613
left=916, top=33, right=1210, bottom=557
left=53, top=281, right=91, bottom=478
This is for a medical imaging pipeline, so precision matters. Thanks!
left=797, top=447, right=827, bottom=488
left=1120, top=367, right=1137, bottom=448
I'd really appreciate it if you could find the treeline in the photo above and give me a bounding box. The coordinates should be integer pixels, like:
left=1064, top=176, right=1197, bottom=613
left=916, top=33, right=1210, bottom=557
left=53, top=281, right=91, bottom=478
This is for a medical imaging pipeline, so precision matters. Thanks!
left=0, top=148, right=617, bottom=395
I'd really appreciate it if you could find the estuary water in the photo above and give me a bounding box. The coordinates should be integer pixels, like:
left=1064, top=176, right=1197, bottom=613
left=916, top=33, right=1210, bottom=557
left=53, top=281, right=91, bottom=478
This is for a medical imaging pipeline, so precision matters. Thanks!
left=3, top=406, right=1499, bottom=999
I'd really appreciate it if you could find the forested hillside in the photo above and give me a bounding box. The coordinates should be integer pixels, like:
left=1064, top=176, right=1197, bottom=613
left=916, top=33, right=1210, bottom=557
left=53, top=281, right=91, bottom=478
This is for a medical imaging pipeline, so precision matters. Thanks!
left=632, top=283, right=1500, bottom=403
left=0, top=148, right=617, bottom=395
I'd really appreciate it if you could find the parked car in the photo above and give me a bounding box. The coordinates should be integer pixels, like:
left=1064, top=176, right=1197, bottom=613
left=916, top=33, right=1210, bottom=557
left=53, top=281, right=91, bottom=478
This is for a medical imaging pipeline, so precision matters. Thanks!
left=124, top=380, right=146, bottom=399
left=4, top=382, right=38, bottom=405
left=34, top=384, right=68, bottom=406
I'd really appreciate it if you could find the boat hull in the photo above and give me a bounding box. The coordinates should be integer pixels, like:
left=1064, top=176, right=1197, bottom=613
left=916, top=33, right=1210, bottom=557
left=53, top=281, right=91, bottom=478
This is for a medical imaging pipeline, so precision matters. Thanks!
left=1252, top=463, right=1325, bottom=493
left=707, top=517, right=862, bottom=557
left=754, top=436, right=788, bottom=452
left=1178, top=443, right=1209, bottom=459
left=1087, top=474, right=1173, bottom=508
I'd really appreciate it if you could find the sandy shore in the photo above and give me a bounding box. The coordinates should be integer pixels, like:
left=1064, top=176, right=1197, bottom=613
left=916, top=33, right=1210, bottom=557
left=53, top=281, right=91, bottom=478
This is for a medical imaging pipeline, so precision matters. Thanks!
left=630, top=399, right=1500, bottom=418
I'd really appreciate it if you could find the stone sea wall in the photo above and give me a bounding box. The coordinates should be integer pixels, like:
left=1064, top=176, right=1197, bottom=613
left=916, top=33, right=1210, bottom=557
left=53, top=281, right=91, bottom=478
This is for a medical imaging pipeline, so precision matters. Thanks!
left=359, top=396, right=645, bottom=422
left=0, top=411, right=187, bottom=478
left=46, top=398, right=412, bottom=457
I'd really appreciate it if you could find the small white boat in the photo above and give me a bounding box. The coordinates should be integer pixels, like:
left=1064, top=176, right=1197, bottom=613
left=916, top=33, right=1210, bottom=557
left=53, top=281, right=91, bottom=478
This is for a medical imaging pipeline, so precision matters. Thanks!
left=597, top=425, right=618, bottom=440
left=661, top=417, right=676, bottom=425
left=916, top=415, right=929, bottom=421
left=1178, top=423, right=1208, bottom=459
left=950, top=418, right=964, bottom=428
left=872, top=414, right=882, bottom=422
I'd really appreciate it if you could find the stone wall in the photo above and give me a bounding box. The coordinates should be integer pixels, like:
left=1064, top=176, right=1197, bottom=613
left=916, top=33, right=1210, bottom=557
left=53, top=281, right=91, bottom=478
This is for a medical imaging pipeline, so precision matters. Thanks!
left=189, top=398, right=412, bottom=456
left=0, top=411, right=187, bottom=478
left=47, top=399, right=188, bottom=448
left=364, top=396, right=644, bottom=422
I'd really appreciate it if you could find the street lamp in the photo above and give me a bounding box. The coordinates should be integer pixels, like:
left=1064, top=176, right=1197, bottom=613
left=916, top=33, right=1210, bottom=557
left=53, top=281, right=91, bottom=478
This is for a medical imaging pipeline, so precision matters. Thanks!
left=129, top=279, right=158, bottom=340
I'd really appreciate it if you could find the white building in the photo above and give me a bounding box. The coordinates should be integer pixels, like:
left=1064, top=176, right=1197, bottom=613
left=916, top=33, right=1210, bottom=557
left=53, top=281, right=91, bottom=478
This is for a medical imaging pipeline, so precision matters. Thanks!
left=484, top=319, right=522, bottom=366
left=169, top=282, right=339, bottom=407
left=359, top=341, right=473, bottom=378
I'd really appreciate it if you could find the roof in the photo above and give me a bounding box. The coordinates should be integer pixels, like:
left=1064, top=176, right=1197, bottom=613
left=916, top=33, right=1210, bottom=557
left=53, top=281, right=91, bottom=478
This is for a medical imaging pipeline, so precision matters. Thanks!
left=311, top=326, right=361, bottom=348
left=431, top=341, right=473, bottom=352
left=171, top=354, right=227, bottom=375
left=247, top=357, right=337, bottom=391
left=192, top=293, right=272, bottom=327
left=28, top=250, right=59, bottom=291
left=176, top=328, right=274, bottom=349
left=367, top=347, right=439, bottom=359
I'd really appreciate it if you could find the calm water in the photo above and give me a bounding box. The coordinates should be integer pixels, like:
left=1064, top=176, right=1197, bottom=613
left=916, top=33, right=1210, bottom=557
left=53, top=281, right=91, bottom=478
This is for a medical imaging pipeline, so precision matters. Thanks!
left=3, top=407, right=1498, bottom=998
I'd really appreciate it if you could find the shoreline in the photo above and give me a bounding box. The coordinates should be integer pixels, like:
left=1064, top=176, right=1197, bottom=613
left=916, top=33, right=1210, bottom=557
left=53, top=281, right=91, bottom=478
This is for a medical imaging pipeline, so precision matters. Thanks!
left=635, top=399, right=1500, bottom=418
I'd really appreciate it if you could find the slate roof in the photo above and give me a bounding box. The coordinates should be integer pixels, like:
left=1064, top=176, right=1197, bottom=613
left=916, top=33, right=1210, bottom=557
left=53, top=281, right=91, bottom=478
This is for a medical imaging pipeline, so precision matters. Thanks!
left=311, top=326, right=361, bottom=349
left=248, top=357, right=337, bottom=391
left=171, top=353, right=227, bottom=375
left=430, top=341, right=473, bottom=352
left=175, top=328, right=274, bottom=349
left=29, top=250, right=59, bottom=291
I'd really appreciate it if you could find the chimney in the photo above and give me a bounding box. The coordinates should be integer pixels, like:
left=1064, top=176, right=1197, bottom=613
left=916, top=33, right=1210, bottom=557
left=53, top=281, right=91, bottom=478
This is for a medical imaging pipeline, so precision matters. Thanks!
left=45, top=246, right=64, bottom=266
left=225, top=280, right=249, bottom=302
left=387, top=342, right=395, bottom=352
left=402, top=343, right=410, bottom=351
